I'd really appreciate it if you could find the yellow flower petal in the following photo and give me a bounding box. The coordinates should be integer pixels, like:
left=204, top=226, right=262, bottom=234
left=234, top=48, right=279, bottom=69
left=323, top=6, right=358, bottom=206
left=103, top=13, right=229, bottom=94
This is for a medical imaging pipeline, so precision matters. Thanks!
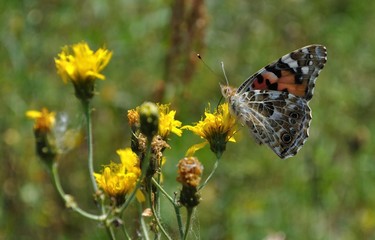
left=136, top=189, right=145, bottom=202
left=26, top=108, right=56, bottom=131
left=55, top=42, right=112, bottom=84
left=186, top=141, right=208, bottom=157
left=158, top=104, right=183, bottom=138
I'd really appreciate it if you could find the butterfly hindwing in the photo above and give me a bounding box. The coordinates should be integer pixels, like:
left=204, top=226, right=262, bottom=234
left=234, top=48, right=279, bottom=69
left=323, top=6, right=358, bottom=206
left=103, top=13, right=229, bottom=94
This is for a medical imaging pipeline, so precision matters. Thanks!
left=231, top=89, right=311, bottom=159
left=237, top=45, right=327, bottom=101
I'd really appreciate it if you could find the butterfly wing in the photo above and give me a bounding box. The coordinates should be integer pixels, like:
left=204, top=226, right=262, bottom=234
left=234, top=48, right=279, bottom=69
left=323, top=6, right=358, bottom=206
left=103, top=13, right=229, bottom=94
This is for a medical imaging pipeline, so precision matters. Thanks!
left=231, top=90, right=311, bottom=159
left=237, top=45, right=327, bottom=101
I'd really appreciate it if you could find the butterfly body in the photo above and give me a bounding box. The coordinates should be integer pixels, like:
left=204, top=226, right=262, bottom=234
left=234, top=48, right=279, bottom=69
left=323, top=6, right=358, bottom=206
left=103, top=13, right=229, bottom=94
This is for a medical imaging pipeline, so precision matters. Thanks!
left=221, top=45, right=327, bottom=159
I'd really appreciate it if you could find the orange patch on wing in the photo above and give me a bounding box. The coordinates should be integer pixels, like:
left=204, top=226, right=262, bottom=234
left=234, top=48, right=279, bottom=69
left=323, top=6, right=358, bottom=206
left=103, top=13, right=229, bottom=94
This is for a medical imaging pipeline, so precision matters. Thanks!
left=277, top=70, right=308, bottom=97
left=278, top=81, right=308, bottom=97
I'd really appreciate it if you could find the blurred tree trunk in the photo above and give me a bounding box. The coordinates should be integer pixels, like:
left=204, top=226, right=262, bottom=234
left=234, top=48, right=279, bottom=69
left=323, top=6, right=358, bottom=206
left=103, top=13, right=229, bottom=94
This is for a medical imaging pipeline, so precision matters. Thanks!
left=154, top=0, right=207, bottom=102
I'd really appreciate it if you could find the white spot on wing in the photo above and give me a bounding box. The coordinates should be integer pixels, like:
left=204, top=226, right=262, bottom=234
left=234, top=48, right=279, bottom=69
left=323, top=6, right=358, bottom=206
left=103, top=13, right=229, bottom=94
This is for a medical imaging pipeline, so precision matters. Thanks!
left=301, top=66, right=309, bottom=74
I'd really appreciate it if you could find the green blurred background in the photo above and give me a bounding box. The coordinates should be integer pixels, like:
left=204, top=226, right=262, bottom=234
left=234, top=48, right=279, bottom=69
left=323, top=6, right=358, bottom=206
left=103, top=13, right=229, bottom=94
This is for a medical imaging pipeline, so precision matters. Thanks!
left=1, top=0, right=375, bottom=239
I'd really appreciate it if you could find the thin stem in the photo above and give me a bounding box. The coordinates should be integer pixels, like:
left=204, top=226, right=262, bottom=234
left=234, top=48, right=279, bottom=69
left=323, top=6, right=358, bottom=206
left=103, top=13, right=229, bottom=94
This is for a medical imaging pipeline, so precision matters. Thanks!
left=51, top=162, right=104, bottom=221
left=174, top=205, right=184, bottom=239
left=105, top=223, right=116, bottom=240
left=82, top=100, right=98, bottom=192
left=183, top=207, right=194, bottom=240
left=155, top=162, right=162, bottom=224
left=121, top=223, right=132, bottom=240
left=148, top=180, right=172, bottom=240
left=138, top=203, right=150, bottom=240
left=198, top=157, right=220, bottom=190
left=151, top=178, right=183, bottom=239
left=151, top=178, right=174, bottom=204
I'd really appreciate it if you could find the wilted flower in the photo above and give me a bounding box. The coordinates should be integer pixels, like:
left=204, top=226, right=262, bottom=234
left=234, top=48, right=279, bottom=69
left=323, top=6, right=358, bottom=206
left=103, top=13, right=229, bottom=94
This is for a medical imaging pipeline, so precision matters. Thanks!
left=177, top=156, right=203, bottom=208
left=177, top=157, right=203, bottom=188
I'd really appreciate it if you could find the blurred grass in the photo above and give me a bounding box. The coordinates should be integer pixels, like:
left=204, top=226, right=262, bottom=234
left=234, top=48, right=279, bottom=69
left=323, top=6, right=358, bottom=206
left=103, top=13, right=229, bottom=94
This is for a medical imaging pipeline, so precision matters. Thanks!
left=1, top=0, right=375, bottom=239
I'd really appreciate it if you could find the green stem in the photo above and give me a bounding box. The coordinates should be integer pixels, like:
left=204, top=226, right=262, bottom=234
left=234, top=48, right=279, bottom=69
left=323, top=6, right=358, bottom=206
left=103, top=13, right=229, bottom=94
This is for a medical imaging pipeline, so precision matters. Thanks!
left=82, top=100, right=98, bottom=192
left=121, top=224, right=131, bottom=240
left=82, top=101, right=116, bottom=240
left=174, top=205, right=184, bottom=239
left=51, top=162, right=104, bottom=221
left=151, top=178, right=183, bottom=239
left=155, top=162, right=162, bottom=223
left=151, top=178, right=174, bottom=204
left=183, top=207, right=194, bottom=240
left=148, top=180, right=172, bottom=240
left=105, top=222, right=116, bottom=240
left=138, top=202, right=150, bottom=240
left=198, top=157, right=220, bottom=190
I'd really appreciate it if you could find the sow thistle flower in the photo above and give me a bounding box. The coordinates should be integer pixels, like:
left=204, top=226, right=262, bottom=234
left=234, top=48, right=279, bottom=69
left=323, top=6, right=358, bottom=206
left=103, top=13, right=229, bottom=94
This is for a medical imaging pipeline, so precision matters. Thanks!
left=55, top=41, right=112, bottom=101
left=129, top=103, right=182, bottom=176
left=183, top=103, right=237, bottom=158
left=26, top=108, right=57, bottom=165
left=94, top=148, right=142, bottom=205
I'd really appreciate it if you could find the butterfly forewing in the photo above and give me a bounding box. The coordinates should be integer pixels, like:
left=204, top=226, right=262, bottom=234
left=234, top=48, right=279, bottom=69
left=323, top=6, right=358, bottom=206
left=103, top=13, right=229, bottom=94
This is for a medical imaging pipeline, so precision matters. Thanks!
left=222, top=45, right=327, bottom=159
left=237, top=45, right=327, bottom=101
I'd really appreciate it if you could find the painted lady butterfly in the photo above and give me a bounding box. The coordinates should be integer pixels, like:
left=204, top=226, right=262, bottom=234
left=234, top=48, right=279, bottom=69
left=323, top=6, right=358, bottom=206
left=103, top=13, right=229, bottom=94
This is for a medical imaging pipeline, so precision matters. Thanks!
left=221, top=45, right=327, bottom=159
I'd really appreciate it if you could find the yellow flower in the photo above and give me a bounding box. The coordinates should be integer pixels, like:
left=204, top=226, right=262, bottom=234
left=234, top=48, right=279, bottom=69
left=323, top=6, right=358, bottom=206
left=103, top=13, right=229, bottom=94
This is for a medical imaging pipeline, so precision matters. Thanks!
left=55, top=41, right=112, bottom=83
left=26, top=108, right=57, bottom=164
left=183, top=103, right=237, bottom=158
left=26, top=108, right=56, bottom=132
left=128, top=103, right=183, bottom=139
left=158, top=104, right=182, bottom=139
left=55, top=41, right=112, bottom=100
left=94, top=148, right=142, bottom=204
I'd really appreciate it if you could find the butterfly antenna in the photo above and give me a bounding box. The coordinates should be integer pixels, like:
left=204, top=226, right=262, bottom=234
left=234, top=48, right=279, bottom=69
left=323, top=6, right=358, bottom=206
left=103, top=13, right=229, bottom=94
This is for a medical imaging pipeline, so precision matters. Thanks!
left=221, top=61, right=230, bottom=86
left=197, top=53, right=228, bottom=82
left=196, top=54, right=226, bottom=108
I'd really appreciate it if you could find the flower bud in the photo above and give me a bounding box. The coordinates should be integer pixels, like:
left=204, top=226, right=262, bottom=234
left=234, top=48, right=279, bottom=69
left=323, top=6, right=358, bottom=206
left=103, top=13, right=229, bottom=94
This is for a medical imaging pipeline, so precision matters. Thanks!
left=139, top=102, right=159, bottom=139
left=34, top=129, right=58, bottom=165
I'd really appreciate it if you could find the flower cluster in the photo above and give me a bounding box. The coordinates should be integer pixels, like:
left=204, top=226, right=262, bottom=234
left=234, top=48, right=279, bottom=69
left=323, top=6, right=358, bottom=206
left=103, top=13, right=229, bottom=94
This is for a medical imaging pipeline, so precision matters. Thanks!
left=128, top=103, right=183, bottom=177
left=94, top=148, right=141, bottom=205
left=26, top=40, right=241, bottom=239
